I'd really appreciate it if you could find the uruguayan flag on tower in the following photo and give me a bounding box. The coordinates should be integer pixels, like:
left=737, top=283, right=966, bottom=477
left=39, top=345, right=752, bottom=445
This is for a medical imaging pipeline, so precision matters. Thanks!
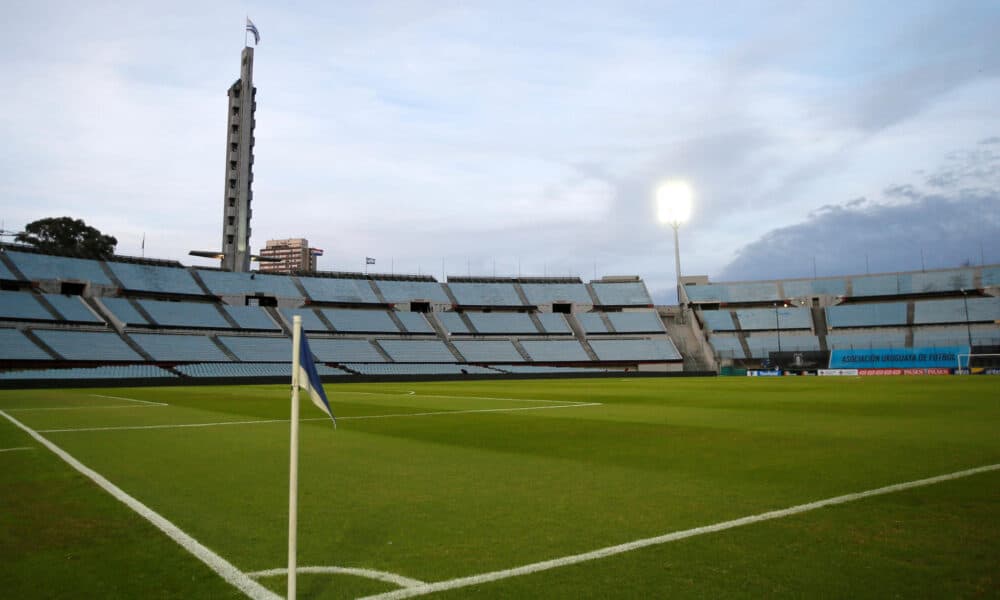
left=298, top=332, right=336, bottom=427
left=246, top=17, right=260, bottom=45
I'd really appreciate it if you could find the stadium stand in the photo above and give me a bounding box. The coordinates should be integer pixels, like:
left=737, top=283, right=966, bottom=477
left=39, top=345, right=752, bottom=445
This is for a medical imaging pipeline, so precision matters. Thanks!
left=589, top=339, right=681, bottom=361
left=0, top=328, right=51, bottom=360
left=138, top=299, right=230, bottom=329
left=374, top=280, right=450, bottom=304
left=343, top=363, right=495, bottom=375
left=196, top=269, right=302, bottom=298
left=216, top=336, right=290, bottom=362
left=0, top=260, right=14, bottom=281
left=706, top=334, right=745, bottom=359
left=130, top=333, right=230, bottom=362
left=536, top=313, right=572, bottom=334
left=395, top=311, right=434, bottom=334
left=465, top=312, right=538, bottom=334
left=496, top=365, right=612, bottom=374
left=782, top=278, right=847, bottom=297
left=278, top=308, right=328, bottom=332
left=913, top=297, right=1000, bottom=324
left=175, top=363, right=346, bottom=378
left=852, top=270, right=973, bottom=297
left=100, top=297, right=150, bottom=326
left=826, top=329, right=907, bottom=350
left=452, top=340, right=525, bottom=363
left=744, top=334, right=820, bottom=358
left=0, top=365, right=175, bottom=380
left=6, top=251, right=111, bottom=285
left=308, top=338, right=386, bottom=363
left=519, top=340, right=590, bottom=362
left=684, top=282, right=780, bottom=304
left=448, top=282, right=523, bottom=306
left=735, top=308, right=812, bottom=331
left=223, top=305, right=280, bottom=330
left=106, top=262, right=203, bottom=295
left=44, top=294, right=102, bottom=323
left=297, top=276, right=379, bottom=304
left=322, top=309, right=399, bottom=333
left=983, top=267, right=1000, bottom=287
left=590, top=282, right=653, bottom=306
left=436, top=312, right=470, bottom=334
left=575, top=312, right=609, bottom=333
left=700, top=310, right=736, bottom=331
left=34, top=330, right=143, bottom=361
left=520, top=283, right=592, bottom=305
left=0, top=291, right=54, bottom=321
left=607, top=311, right=665, bottom=333
left=377, top=340, right=456, bottom=363
left=826, top=303, right=907, bottom=328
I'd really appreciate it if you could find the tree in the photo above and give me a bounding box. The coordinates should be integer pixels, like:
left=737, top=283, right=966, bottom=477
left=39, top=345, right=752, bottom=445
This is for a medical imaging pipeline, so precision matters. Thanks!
left=15, top=217, right=118, bottom=259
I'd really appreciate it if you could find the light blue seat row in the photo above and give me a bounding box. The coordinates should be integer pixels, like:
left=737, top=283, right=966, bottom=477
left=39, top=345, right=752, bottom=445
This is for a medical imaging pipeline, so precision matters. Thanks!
left=608, top=311, right=664, bottom=333
left=466, top=312, right=537, bottom=334
left=911, top=328, right=975, bottom=348
left=0, top=290, right=52, bottom=321
left=536, top=313, right=571, bottom=334
left=448, top=282, right=523, bottom=306
left=0, top=260, right=14, bottom=280
left=983, top=267, right=1000, bottom=287
left=395, top=311, right=434, bottom=334
left=322, top=309, right=399, bottom=333
left=0, top=328, right=51, bottom=360
left=701, top=310, right=735, bottom=331
left=139, top=299, right=230, bottom=328
left=34, top=330, right=143, bottom=361
left=435, top=312, right=469, bottom=334
left=852, top=270, right=973, bottom=297
left=453, top=340, right=525, bottom=363
left=497, top=365, right=613, bottom=374
left=377, top=340, right=456, bottom=362
left=826, top=330, right=907, bottom=350
left=589, top=339, right=681, bottom=361
left=298, top=277, right=378, bottom=304
left=745, top=335, right=820, bottom=358
left=913, top=297, right=1000, bottom=324
left=343, top=363, right=495, bottom=375
left=684, top=282, right=780, bottom=303
left=106, top=262, right=202, bottom=295
left=224, top=305, right=280, bottom=330
left=520, top=283, right=592, bottom=305
left=175, top=363, right=346, bottom=378
left=100, top=297, right=150, bottom=325
left=217, top=336, right=289, bottom=361
left=44, top=294, right=101, bottom=323
left=6, top=251, right=111, bottom=285
left=590, top=282, right=653, bottom=306
left=708, top=334, right=745, bottom=359
left=575, top=313, right=608, bottom=333
left=309, top=338, right=385, bottom=363
left=736, top=308, right=811, bottom=331
left=196, top=270, right=302, bottom=298
left=278, top=308, right=328, bottom=332
left=519, top=340, right=589, bottom=362
left=129, top=333, right=230, bottom=361
left=0, top=365, right=175, bottom=380
left=374, top=280, right=450, bottom=304
left=826, top=303, right=907, bottom=328
left=783, top=278, right=847, bottom=297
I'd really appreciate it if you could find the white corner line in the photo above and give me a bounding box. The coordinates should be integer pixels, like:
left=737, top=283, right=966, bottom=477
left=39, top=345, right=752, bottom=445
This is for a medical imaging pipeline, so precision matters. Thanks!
left=5, top=404, right=165, bottom=412
left=89, top=394, right=169, bottom=406
left=0, top=409, right=279, bottom=600
left=247, top=565, right=426, bottom=589
left=0, top=446, right=34, bottom=453
left=359, top=463, right=1000, bottom=600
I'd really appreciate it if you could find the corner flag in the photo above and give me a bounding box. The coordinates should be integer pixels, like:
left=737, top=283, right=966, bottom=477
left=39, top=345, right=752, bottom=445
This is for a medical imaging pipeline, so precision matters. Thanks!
left=297, top=331, right=336, bottom=427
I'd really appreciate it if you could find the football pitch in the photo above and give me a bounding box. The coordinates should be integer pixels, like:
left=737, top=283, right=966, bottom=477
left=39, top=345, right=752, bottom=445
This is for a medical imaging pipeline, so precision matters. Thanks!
left=1, top=376, right=997, bottom=599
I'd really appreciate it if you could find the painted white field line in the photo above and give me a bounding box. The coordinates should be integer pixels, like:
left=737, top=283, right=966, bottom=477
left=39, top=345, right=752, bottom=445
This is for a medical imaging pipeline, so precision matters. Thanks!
left=248, top=565, right=426, bottom=588
left=360, top=463, right=1000, bottom=600
left=0, top=446, right=34, bottom=453
left=5, top=404, right=165, bottom=412
left=344, top=390, right=590, bottom=405
left=0, top=409, right=279, bottom=600
left=39, top=403, right=603, bottom=434
left=89, top=393, right=169, bottom=406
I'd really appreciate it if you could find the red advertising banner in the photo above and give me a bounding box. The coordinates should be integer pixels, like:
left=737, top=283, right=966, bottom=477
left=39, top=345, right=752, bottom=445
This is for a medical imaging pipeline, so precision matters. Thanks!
left=858, top=368, right=950, bottom=376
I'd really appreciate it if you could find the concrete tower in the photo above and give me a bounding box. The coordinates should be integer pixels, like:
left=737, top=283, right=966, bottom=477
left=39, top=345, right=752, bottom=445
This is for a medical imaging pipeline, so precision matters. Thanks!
left=221, top=47, right=256, bottom=272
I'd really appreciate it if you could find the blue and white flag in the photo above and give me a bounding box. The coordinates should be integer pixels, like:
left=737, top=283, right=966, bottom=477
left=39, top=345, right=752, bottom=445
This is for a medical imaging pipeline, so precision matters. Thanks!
left=366, top=257, right=376, bottom=265
left=246, top=17, right=261, bottom=45
left=298, top=332, right=336, bottom=427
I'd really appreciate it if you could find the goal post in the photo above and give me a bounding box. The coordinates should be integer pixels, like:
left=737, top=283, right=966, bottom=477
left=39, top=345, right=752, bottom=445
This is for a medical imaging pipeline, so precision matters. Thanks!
left=956, top=353, right=1000, bottom=373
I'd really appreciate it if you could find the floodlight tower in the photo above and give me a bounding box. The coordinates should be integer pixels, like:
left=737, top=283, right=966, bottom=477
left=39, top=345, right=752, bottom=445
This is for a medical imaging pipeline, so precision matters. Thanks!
left=656, top=180, right=694, bottom=309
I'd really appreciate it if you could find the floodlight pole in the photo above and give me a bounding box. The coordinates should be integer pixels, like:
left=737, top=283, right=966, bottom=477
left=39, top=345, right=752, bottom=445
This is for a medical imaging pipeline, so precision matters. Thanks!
left=670, top=221, right=686, bottom=324
left=961, top=289, right=972, bottom=348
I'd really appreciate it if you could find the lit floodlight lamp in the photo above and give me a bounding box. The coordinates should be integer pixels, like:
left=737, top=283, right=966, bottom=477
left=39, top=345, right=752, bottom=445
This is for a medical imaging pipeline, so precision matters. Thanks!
left=656, top=180, right=693, bottom=226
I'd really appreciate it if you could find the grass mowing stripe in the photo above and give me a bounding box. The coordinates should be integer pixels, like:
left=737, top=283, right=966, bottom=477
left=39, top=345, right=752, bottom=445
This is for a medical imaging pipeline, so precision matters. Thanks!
left=343, top=391, right=592, bottom=405
left=5, top=404, right=165, bottom=412
left=88, top=393, right=169, bottom=406
left=360, top=463, right=1000, bottom=600
left=0, top=409, right=280, bottom=600
left=38, top=403, right=604, bottom=433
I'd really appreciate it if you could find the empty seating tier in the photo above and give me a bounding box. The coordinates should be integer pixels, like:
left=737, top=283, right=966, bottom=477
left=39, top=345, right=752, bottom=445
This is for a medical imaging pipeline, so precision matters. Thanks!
left=707, top=334, right=745, bottom=359
left=223, top=305, right=280, bottom=330
left=217, top=336, right=289, bottom=362
left=826, top=330, right=907, bottom=350
left=590, top=282, right=653, bottom=306
left=0, top=291, right=53, bottom=321
left=308, top=339, right=385, bottom=363
left=744, top=334, right=820, bottom=358
left=322, top=309, right=399, bottom=333
left=298, top=277, right=378, bottom=304
left=575, top=313, right=608, bottom=333
left=700, top=310, right=736, bottom=331
left=343, top=363, right=495, bottom=375
left=735, top=308, right=811, bottom=331
left=0, top=365, right=175, bottom=380
left=913, top=297, right=1000, bottom=324
left=983, top=267, right=1000, bottom=287
left=0, top=328, right=51, bottom=360
left=106, top=262, right=203, bottom=295
left=34, top=330, right=143, bottom=361
left=138, top=299, right=230, bottom=329
left=536, top=313, right=571, bottom=334
left=374, top=280, right=450, bottom=304
left=395, top=312, right=434, bottom=334
left=607, top=311, right=665, bottom=333
left=448, top=283, right=523, bottom=306
left=519, top=340, right=590, bottom=362
left=376, top=340, right=456, bottom=363
left=44, top=294, right=101, bottom=323
left=196, top=270, right=302, bottom=298
left=0, top=260, right=14, bottom=281
left=130, top=334, right=230, bottom=362
left=852, top=270, right=973, bottom=297
left=452, top=340, right=525, bottom=363
left=520, top=283, right=592, bottom=305
left=589, top=339, right=681, bottom=361
left=782, top=278, right=847, bottom=297
left=436, top=312, right=470, bottom=334
left=684, top=282, right=779, bottom=304
left=6, top=251, right=112, bottom=285
left=100, top=298, right=150, bottom=326
left=826, top=303, right=907, bottom=328
left=466, top=312, right=538, bottom=334
left=278, top=309, right=328, bottom=332
left=175, top=363, right=346, bottom=378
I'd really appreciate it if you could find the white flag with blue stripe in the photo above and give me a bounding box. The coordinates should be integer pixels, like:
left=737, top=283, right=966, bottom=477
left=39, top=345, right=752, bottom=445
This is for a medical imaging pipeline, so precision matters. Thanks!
left=298, top=332, right=336, bottom=427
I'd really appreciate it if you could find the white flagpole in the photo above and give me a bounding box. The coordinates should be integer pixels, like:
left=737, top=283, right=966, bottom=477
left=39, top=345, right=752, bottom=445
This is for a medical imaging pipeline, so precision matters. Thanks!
left=288, top=316, right=302, bottom=600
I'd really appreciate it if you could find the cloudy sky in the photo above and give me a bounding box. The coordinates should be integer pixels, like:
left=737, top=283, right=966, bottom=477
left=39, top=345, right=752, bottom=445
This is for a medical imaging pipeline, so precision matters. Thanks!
left=2, top=1, right=998, bottom=302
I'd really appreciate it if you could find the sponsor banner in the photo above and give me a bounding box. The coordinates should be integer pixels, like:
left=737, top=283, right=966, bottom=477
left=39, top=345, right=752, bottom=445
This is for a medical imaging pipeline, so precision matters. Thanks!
left=858, top=368, right=903, bottom=376
left=857, top=368, right=952, bottom=376
left=829, top=346, right=969, bottom=369
left=818, top=369, right=859, bottom=376
left=958, top=368, right=1000, bottom=375
left=746, top=370, right=783, bottom=377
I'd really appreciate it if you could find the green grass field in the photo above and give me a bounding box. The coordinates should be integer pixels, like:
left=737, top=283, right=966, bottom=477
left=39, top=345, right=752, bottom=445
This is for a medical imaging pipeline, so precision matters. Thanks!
left=1, top=376, right=998, bottom=599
